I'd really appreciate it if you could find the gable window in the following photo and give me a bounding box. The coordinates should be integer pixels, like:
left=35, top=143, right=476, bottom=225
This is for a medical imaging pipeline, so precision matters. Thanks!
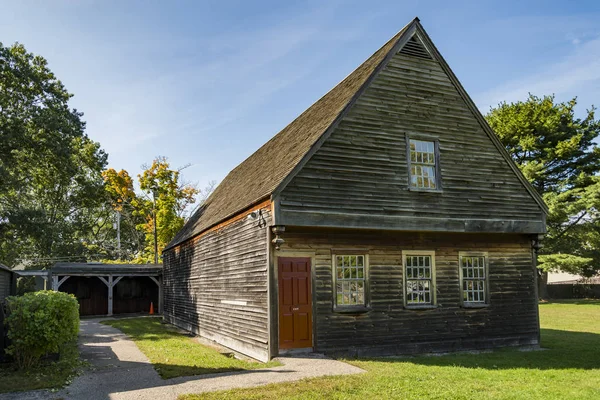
left=333, top=255, right=367, bottom=309
left=403, top=251, right=436, bottom=307
left=459, top=252, right=489, bottom=306
left=408, top=138, right=438, bottom=190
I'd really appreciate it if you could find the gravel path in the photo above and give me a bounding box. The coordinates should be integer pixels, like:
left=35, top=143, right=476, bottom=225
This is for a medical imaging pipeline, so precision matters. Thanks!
left=2, top=318, right=364, bottom=400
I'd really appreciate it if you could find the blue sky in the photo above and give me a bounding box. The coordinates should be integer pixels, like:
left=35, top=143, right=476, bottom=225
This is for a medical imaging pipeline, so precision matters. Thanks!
left=1, top=1, right=599, bottom=190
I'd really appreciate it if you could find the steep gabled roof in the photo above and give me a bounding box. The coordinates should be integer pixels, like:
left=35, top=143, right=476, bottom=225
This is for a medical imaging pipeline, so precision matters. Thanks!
left=167, top=17, right=547, bottom=250
left=166, top=20, right=415, bottom=249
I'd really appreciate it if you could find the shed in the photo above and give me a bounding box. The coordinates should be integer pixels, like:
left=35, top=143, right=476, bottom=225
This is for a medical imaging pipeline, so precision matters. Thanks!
left=163, top=17, right=546, bottom=362
left=18, top=263, right=163, bottom=316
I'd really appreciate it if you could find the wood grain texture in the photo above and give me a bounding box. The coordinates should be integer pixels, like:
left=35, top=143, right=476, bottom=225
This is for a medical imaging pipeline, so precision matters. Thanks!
left=276, top=227, right=539, bottom=357
left=279, top=50, right=545, bottom=233
left=162, top=208, right=272, bottom=362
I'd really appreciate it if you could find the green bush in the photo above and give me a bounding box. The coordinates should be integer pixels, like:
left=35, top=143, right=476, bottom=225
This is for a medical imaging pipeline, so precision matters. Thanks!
left=5, top=290, right=79, bottom=369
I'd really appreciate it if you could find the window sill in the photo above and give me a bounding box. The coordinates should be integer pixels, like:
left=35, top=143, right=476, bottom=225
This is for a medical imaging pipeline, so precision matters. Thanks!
left=462, top=303, right=490, bottom=309
left=333, top=306, right=371, bottom=314
left=404, top=304, right=438, bottom=310
left=408, top=187, right=444, bottom=193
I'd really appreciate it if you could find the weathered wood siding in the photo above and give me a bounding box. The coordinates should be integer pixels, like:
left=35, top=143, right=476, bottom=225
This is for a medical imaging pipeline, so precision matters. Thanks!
left=163, top=208, right=271, bottom=361
left=278, top=48, right=545, bottom=233
left=276, top=228, right=539, bottom=356
left=0, top=269, right=13, bottom=301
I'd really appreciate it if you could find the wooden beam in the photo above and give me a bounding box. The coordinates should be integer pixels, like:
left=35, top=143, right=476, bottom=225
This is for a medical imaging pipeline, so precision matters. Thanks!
left=98, top=276, right=109, bottom=287
left=56, top=276, right=70, bottom=290
left=279, top=210, right=546, bottom=234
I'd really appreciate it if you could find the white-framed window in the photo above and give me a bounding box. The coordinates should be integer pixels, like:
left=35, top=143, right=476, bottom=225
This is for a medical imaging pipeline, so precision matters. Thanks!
left=403, top=250, right=436, bottom=306
left=408, top=138, right=439, bottom=190
left=333, top=254, right=367, bottom=308
left=459, top=252, right=489, bottom=305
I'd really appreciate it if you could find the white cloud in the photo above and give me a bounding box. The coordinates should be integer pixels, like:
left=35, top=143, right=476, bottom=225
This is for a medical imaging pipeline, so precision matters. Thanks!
left=477, top=35, right=600, bottom=111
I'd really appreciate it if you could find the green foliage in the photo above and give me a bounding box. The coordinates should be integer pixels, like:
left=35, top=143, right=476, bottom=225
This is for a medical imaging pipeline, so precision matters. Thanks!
left=5, top=291, right=79, bottom=369
left=486, top=94, right=600, bottom=279
left=0, top=341, right=81, bottom=393
left=486, top=94, right=600, bottom=193
left=538, top=254, right=593, bottom=274
left=0, top=42, right=107, bottom=268
left=134, top=157, right=199, bottom=263
left=99, top=158, right=201, bottom=263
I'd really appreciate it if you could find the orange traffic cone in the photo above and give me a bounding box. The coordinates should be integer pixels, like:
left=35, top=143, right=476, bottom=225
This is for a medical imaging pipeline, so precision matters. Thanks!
left=149, top=302, right=154, bottom=315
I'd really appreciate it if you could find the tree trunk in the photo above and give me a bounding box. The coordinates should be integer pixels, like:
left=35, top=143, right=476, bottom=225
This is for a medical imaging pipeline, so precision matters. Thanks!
left=538, top=270, right=549, bottom=300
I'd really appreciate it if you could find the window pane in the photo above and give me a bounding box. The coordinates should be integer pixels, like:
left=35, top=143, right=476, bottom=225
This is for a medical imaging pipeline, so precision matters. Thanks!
left=405, top=253, right=434, bottom=305
left=409, top=139, right=437, bottom=189
left=460, top=255, right=487, bottom=304
left=335, top=255, right=367, bottom=307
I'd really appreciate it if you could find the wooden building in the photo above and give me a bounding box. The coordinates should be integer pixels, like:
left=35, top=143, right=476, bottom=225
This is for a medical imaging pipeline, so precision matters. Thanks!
left=163, top=18, right=547, bottom=362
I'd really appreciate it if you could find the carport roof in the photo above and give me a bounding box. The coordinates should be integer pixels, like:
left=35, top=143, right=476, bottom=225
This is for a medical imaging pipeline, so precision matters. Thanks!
left=52, top=262, right=163, bottom=276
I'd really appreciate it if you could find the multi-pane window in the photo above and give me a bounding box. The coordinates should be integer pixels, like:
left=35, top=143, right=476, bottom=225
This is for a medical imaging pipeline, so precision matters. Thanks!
left=460, top=253, right=488, bottom=304
left=334, top=255, right=366, bottom=307
left=404, top=252, right=435, bottom=305
left=409, top=139, right=437, bottom=189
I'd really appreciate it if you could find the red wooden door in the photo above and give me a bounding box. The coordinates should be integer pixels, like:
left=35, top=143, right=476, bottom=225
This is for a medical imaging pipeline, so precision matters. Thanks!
left=278, top=257, right=313, bottom=349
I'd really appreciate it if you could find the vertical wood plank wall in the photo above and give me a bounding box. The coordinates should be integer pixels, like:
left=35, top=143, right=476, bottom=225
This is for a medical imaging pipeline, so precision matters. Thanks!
left=163, top=208, right=272, bottom=362
left=279, top=49, right=544, bottom=231
left=279, top=228, right=539, bottom=356
left=0, top=269, right=12, bottom=301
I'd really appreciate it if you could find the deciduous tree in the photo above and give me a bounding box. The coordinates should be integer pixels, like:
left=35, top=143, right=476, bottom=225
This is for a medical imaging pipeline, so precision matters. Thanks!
left=135, top=157, right=199, bottom=263
left=0, top=42, right=107, bottom=269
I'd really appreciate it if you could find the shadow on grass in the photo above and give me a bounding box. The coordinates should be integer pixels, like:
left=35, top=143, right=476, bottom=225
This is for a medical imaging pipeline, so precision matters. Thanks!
left=366, top=328, right=599, bottom=371
left=542, top=299, right=600, bottom=306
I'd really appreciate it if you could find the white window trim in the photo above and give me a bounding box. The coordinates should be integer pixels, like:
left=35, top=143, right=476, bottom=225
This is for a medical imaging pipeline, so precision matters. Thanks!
left=459, top=251, right=490, bottom=308
left=405, top=134, right=442, bottom=192
left=332, top=253, right=370, bottom=312
left=402, top=250, right=437, bottom=309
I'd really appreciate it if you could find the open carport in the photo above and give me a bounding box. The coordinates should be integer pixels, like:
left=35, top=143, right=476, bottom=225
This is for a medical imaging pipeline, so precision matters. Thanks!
left=17, top=262, right=163, bottom=316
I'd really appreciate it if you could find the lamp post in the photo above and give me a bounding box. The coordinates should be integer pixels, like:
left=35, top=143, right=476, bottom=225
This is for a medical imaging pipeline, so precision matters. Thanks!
left=151, top=186, right=159, bottom=265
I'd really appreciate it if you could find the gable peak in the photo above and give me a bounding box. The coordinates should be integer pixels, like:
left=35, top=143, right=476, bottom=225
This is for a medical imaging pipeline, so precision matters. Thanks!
left=398, top=33, right=434, bottom=60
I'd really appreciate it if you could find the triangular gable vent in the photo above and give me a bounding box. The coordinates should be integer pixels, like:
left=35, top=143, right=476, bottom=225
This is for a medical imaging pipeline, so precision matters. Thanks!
left=399, top=35, right=433, bottom=60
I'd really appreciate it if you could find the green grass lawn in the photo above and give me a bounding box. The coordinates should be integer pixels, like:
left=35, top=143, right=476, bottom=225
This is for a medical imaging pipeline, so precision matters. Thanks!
left=0, top=341, right=81, bottom=393
left=102, top=317, right=280, bottom=379
left=181, top=300, right=600, bottom=400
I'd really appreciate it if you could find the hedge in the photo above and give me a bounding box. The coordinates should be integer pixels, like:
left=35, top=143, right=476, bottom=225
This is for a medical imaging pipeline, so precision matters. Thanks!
left=5, top=290, right=79, bottom=369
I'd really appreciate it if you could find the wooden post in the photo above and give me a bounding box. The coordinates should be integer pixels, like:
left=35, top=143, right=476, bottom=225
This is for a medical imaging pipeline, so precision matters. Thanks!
left=107, top=275, right=114, bottom=316
left=149, top=276, right=162, bottom=314
left=52, top=275, right=59, bottom=291
left=98, top=276, right=122, bottom=316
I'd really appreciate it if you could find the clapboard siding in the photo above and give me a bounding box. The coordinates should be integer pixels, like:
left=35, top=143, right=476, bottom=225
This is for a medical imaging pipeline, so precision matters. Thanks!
left=278, top=228, right=538, bottom=356
left=279, top=51, right=545, bottom=232
left=163, top=208, right=271, bottom=361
